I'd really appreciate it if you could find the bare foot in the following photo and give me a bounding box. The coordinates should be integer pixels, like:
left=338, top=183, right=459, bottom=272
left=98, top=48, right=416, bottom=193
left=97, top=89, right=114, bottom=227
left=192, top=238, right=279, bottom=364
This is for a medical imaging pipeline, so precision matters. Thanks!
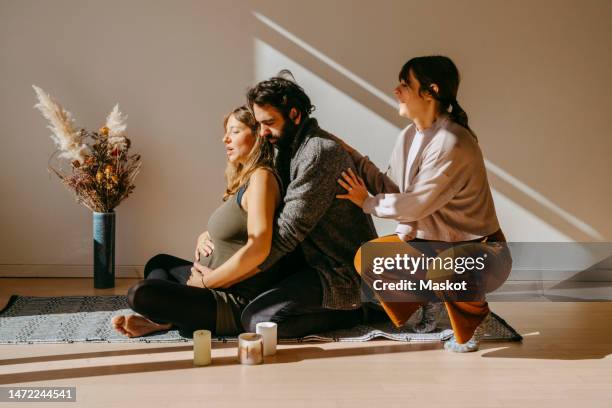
left=121, top=314, right=172, bottom=338
left=111, top=315, right=130, bottom=336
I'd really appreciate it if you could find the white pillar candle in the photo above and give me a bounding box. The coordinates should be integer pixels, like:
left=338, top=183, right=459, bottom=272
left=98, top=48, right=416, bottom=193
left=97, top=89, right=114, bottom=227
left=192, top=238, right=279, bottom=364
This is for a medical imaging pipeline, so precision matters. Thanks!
left=256, top=322, right=277, bottom=356
left=193, top=329, right=212, bottom=366
left=237, top=333, right=263, bottom=365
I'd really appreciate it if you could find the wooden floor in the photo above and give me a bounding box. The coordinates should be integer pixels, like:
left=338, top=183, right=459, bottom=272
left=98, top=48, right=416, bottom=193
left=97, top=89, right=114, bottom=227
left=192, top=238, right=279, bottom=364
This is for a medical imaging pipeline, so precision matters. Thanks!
left=1, top=278, right=611, bottom=408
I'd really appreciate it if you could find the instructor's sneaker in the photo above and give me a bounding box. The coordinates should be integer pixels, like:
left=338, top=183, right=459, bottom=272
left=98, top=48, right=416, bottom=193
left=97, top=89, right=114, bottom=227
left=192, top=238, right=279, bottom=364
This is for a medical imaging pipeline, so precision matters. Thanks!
left=443, top=312, right=492, bottom=353
left=443, top=335, right=479, bottom=352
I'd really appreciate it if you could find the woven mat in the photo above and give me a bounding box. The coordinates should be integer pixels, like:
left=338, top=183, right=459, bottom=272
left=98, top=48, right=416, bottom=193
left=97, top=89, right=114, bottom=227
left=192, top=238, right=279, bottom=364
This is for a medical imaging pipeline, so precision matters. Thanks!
left=0, top=295, right=522, bottom=344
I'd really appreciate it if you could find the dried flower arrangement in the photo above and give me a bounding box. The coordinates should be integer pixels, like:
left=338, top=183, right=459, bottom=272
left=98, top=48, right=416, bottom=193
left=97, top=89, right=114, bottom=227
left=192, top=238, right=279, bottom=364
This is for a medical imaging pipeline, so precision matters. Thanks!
left=32, top=86, right=141, bottom=212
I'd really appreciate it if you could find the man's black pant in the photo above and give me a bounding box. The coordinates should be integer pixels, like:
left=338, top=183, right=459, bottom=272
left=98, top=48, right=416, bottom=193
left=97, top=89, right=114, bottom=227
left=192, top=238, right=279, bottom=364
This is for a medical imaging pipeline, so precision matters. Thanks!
left=241, top=265, right=369, bottom=338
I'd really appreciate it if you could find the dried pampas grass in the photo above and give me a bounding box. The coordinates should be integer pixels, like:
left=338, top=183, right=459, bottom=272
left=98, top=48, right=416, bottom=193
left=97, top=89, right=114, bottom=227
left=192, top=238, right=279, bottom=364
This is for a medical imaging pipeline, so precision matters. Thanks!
left=32, top=85, right=89, bottom=163
left=33, top=85, right=142, bottom=212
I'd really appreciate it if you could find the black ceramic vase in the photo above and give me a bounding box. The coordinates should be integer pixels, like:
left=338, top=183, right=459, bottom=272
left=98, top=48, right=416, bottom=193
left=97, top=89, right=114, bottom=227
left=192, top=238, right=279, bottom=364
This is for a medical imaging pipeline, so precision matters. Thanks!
left=93, top=211, right=115, bottom=289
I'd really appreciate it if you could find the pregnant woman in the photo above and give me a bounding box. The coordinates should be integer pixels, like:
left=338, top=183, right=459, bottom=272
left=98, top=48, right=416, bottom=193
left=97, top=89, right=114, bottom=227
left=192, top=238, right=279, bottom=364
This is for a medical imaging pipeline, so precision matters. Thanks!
left=337, top=55, right=511, bottom=352
left=112, top=106, right=290, bottom=338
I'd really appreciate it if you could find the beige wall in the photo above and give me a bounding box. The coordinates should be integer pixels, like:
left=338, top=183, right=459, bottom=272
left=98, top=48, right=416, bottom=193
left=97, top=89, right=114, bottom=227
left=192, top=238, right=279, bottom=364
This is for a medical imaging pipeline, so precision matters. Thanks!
left=0, top=0, right=610, bottom=277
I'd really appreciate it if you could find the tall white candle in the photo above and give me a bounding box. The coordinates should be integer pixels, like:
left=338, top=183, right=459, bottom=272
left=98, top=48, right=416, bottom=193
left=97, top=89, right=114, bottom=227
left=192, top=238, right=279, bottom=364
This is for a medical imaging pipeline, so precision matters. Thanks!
left=193, top=329, right=212, bottom=366
left=256, top=322, right=277, bottom=356
left=238, top=333, right=263, bottom=365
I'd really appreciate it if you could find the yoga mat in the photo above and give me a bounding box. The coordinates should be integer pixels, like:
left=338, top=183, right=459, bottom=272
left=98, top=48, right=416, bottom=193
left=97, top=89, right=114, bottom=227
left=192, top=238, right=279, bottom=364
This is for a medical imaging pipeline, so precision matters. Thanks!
left=0, top=295, right=522, bottom=344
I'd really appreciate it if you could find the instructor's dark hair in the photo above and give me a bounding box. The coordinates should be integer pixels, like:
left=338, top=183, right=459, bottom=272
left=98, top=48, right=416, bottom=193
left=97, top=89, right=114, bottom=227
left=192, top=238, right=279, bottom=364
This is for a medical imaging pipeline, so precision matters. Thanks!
left=399, top=56, right=472, bottom=134
left=246, top=70, right=315, bottom=120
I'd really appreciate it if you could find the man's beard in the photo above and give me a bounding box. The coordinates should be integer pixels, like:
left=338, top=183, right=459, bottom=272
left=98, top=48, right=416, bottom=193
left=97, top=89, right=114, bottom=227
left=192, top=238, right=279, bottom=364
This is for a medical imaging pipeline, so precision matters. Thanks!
left=273, top=117, right=299, bottom=192
left=273, top=118, right=298, bottom=151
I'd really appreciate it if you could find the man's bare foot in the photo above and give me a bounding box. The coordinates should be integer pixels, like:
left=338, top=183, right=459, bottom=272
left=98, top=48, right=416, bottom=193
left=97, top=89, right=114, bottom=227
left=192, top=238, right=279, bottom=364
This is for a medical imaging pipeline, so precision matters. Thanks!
left=111, top=315, right=130, bottom=336
left=111, top=314, right=172, bottom=338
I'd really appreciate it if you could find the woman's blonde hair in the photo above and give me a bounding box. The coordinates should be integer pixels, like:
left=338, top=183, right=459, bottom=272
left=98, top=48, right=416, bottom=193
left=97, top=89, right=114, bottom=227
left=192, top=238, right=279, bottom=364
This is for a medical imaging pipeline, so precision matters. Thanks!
left=223, top=106, right=276, bottom=201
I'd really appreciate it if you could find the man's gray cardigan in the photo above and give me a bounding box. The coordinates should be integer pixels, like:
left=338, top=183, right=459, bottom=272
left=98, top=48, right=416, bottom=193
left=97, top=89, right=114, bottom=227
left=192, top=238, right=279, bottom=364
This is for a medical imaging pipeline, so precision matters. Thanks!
left=259, top=117, right=378, bottom=310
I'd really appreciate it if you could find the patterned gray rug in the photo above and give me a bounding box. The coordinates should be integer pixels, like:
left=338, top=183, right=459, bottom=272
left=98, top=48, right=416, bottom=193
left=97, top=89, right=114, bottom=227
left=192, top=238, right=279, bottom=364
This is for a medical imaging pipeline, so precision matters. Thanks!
left=0, top=295, right=522, bottom=344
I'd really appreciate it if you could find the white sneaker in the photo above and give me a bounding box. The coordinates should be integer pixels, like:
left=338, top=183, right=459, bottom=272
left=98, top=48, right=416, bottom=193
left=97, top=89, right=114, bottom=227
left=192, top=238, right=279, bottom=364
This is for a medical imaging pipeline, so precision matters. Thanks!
left=443, top=312, right=491, bottom=353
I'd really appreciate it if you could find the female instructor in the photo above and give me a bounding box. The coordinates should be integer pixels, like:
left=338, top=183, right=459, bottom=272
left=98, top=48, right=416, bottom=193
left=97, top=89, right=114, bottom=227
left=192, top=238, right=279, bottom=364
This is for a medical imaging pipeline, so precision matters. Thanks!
left=337, top=55, right=510, bottom=352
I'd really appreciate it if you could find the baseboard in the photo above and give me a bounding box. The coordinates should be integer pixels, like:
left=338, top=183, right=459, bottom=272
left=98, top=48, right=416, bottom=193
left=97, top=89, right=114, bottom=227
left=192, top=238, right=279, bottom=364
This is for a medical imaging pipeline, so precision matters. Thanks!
left=508, top=268, right=612, bottom=281
left=490, top=280, right=612, bottom=301
left=0, top=264, right=144, bottom=278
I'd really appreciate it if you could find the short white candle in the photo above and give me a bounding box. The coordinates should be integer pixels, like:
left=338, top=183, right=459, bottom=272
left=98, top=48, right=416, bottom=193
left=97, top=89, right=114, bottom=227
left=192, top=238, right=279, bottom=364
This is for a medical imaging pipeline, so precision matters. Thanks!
left=193, top=329, right=212, bottom=366
left=256, top=322, right=277, bottom=356
left=238, top=333, right=263, bottom=365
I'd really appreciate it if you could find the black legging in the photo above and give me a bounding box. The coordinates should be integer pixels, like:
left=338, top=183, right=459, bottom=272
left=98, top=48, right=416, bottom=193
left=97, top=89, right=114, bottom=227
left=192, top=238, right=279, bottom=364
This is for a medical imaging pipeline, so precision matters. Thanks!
left=127, top=251, right=299, bottom=337
left=127, top=254, right=218, bottom=337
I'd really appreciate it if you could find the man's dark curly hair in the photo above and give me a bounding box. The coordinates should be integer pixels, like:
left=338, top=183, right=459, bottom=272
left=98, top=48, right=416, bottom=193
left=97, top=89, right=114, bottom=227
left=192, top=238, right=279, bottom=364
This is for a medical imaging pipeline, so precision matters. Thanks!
left=246, top=70, right=315, bottom=119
